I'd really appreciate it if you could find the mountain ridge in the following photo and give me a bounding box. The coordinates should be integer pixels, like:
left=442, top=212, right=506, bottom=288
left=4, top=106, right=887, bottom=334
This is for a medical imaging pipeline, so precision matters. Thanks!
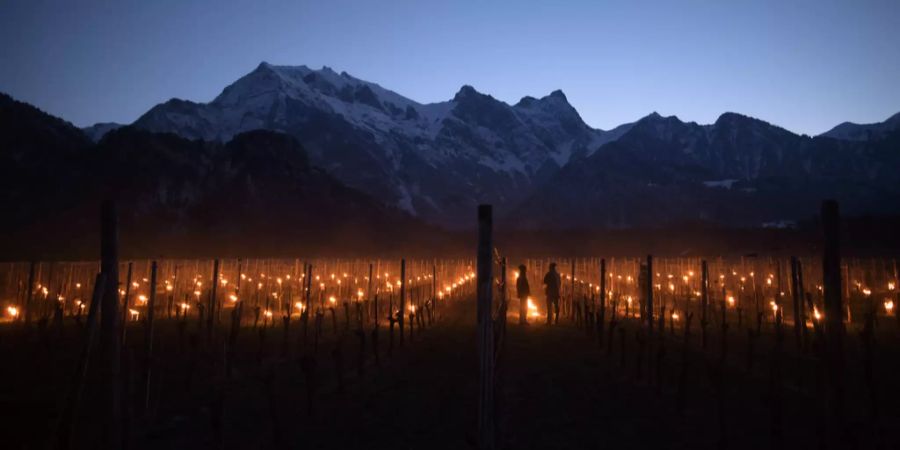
left=820, top=111, right=900, bottom=141
left=7, top=62, right=900, bottom=229
left=0, top=92, right=433, bottom=257
left=131, top=64, right=617, bottom=226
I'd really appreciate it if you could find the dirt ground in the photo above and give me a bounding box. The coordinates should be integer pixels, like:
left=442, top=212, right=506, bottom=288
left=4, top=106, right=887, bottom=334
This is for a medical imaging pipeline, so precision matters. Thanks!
left=2, top=297, right=898, bottom=449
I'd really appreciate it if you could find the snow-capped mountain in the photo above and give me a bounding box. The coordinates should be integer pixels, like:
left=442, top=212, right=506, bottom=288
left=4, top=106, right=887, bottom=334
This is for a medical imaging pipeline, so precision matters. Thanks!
left=511, top=111, right=900, bottom=228
left=5, top=63, right=900, bottom=233
left=132, top=63, right=625, bottom=226
left=819, top=112, right=900, bottom=141
left=0, top=92, right=430, bottom=257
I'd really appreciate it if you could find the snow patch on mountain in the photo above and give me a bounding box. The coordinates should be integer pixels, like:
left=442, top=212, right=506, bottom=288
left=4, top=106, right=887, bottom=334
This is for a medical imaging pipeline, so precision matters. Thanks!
left=131, top=63, right=636, bottom=226
left=702, top=179, right=738, bottom=189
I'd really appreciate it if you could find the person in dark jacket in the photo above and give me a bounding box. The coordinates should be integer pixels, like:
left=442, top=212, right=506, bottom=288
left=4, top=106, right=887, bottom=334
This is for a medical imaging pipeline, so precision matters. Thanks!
left=516, top=264, right=530, bottom=325
left=543, top=263, right=561, bottom=325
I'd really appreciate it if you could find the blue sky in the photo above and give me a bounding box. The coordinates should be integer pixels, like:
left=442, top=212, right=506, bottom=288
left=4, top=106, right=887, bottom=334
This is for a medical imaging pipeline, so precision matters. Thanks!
left=1, top=0, right=898, bottom=135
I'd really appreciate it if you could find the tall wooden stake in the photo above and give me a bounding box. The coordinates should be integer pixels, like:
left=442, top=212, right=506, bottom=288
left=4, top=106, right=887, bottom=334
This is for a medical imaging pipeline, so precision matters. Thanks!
left=143, top=261, right=157, bottom=411
left=208, top=259, right=220, bottom=341
left=99, top=200, right=122, bottom=449
left=56, top=273, right=106, bottom=450
left=570, top=259, right=576, bottom=321
left=121, top=262, right=133, bottom=342
left=822, top=200, right=846, bottom=440
left=367, top=263, right=373, bottom=322
left=432, top=264, right=437, bottom=321
left=790, top=257, right=803, bottom=350
left=399, top=258, right=406, bottom=346
left=701, top=260, right=709, bottom=349
left=646, top=255, right=654, bottom=335
left=599, top=259, right=606, bottom=346
left=24, top=261, right=35, bottom=328
left=477, top=205, right=495, bottom=450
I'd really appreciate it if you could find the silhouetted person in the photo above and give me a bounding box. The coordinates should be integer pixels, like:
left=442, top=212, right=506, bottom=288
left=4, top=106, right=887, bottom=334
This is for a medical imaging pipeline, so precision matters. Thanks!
left=516, top=264, right=530, bottom=325
left=543, top=263, right=561, bottom=325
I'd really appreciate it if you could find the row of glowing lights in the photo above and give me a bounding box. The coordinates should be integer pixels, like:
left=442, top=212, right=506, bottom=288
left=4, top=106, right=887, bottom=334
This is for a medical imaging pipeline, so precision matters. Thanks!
left=4, top=270, right=474, bottom=320
left=509, top=277, right=898, bottom=323
left=516, top=269, right=856, bottom=289
left=517, top=268, right=896, bottom=299
left=127, top=271, right=473, bottom=321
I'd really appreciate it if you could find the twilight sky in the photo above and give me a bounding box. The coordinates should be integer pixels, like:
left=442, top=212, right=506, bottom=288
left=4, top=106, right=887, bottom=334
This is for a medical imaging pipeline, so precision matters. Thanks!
left=1, top=0, right=898, bottom=135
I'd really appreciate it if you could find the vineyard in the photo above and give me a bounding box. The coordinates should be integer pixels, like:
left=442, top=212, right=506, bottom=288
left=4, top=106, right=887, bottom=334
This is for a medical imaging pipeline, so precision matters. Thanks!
left=0, top=201, right=898, bottom=449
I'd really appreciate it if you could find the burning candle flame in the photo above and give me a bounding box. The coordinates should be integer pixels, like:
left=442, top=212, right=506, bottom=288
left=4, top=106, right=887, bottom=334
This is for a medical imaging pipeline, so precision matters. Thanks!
left=526, top=297, right=540, bottom=318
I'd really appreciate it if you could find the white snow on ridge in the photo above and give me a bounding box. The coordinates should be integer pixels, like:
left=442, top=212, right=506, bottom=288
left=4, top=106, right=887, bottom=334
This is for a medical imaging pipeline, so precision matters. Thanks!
left=702, top=179, right=738, bottom=189
left=160, top=64, right=624, bottom=177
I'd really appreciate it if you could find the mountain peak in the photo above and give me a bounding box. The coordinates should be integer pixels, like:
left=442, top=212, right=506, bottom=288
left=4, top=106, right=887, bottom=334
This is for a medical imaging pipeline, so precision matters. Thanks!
left=714, top=111, right=752, bottom=126
left=715, top=111, right=754, bottom=122
left=821, top=110, right=900, bottom=141
left=252, top=61, right=312, bottom=76
left=548, top=89, right=567, bottom=101
left=515, top=90, right=572, bottom=109
left=714, top=112, right=785, bottom=134
left=255, top=61, right=274, bottom=72
left=453, top=85, right=482, bottom=101
left=515, top=95, right=538, bottom=107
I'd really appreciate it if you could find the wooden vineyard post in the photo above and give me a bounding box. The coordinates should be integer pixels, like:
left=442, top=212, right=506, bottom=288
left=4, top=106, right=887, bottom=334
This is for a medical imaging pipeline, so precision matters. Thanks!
left=399, top=258, right=406, bottom=347
left=676, top=312, right=694, bottom=412
left=372, top=294, right=380, bottom=367
left=304, top=264, right=312, bottom=345
left=646, top=255, right=654, bottom=335
left=99, top=200, right=122, bottom=449
left=24, top=261, right=35, bottom=328
left=208, top=259, right=219, bottom=342
left=120, top=262, right=133, bottom=343
left=143, top=261, right=157, bottom=411
left=56, top=272, right=106, bottom=450
left=499, top=256, right=508, bottom=341
left=790, top=257, right=804, bottom=351
left=477, top=205, right=495, bottom=450
left=701, top=260, right=709, bottom=349
left=770, top=276, right=785, bottom=449
left=367, top=263, right=373, bottom=324
left=598, top=258, right=606, bottom=346
left=388, top=293, right=395, bottom=356
left=432, top=264, right=437, bottom=322
left=570, top=259, right=576, bottom=323
left=822, top=200, right=846, bottom=441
